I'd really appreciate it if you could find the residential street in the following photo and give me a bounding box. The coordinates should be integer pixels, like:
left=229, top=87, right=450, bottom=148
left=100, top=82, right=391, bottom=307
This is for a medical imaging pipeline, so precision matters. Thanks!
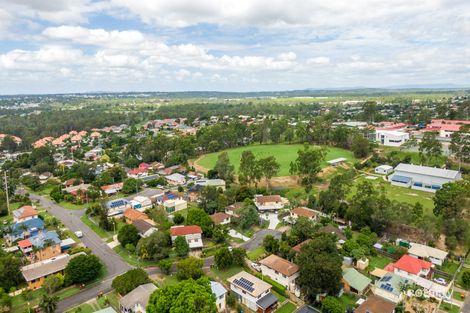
left=29, top=193, right=131, bottom=312
left=241, top=229, right=282, bottom=251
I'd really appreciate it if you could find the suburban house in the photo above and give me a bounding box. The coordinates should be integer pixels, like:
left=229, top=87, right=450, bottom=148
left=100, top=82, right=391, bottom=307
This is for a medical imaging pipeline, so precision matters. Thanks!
left=156, top=192, right=180, bottom=205
left=119, top=283, right=157, bottom=313
left=21, top=253, right=81, bottom=289
left=6, top=218, right=45, bottom=243
left=170, top=225, right=203, bottom=249
left=375, top=165, right=394, bottom=175
left=342, top=268, right=372, bottom=296
left=228, top=271, right=278, bottom=313
left=123, top=208, right=149, bottom=224
left=131, top=196, right=153, bottom=211
left=254, top=195, right=289, bottom=211
left=225, top=202, right=244, bottom=217
left=127, top=168, right=148, bottom=179
left=17, top=231, right=61, bottom=261
left=289, top=207, right=321, bottom=222
left=137, top=188, right=165, bottom=204
left=12, top=205, right=38, bottom=223
left=259, top=254, right=300, bottom=293
left=210, top=212, right=231, bottom=225
left=132, top=219, right=157, bottom=238
left=165, top=173, right=186, bottom=186
left=318, top=225, right=347, bottom=242
left=389, top=163, right=461, bottom=192
left=211, top=281, right=228, bottom=312
left=422, top=119, right=470, bottom=138
left=101, top=182, right=124, bottom=196
left=354, top=295, right=396, bottom=313
left=194, top=179, right=226, bottom=190
left=163, top=198, right=188, bottom=213
left=408, top=243, right=448, bottom=266
left=372, top=272, right=409, bottom=303
left=375, top=130, right=409, bottom=146
left=105, top=199, right=130, bottom=216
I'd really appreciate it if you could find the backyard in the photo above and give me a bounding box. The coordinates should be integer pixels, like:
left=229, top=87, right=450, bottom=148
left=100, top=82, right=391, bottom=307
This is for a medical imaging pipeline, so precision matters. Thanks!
left=195, top=144, right=357, bottom=176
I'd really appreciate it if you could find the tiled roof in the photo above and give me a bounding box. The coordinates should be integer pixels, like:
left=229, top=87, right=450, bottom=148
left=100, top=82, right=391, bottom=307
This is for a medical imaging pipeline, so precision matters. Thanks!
left=170, top=225, right=202, bottom=236
left=123, top=208, right=148, bottom=221
left=255, top=195, right=282, bottom=204
left=393, top=255, right=432, bottom=275
left=259, top=254, right=299, bottom=277
left=355, top=295, right=396, bottom=313
left=292, top=239, right=312, bottom=253
left=291, top=207, right=317, bottom=218
left=13, top=205, right=38, bottom=220
left=210, top=212, right=231, bottom=224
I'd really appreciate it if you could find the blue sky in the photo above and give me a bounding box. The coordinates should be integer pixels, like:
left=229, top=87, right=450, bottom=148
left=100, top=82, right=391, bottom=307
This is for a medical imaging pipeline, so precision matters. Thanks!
left=0, top=0, right=469, bottom=94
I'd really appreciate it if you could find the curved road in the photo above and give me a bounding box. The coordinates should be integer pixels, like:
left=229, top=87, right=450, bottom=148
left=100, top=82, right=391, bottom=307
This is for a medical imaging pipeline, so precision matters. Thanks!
left=29, top=193, right=131, bottom=312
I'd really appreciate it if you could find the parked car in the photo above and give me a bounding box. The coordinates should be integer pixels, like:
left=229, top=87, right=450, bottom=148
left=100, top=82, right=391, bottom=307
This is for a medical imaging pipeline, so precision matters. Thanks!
left=75, top=231, right=83, bottom=238
left=433, top=277, right=446, bottom=285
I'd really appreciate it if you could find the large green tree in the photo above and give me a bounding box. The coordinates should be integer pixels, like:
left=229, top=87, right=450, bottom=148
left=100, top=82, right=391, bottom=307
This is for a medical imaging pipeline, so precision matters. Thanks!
left=136, top=231, right=171, bottom=261
left=214, top=152, right=235, bottom=183
left=147, top=277, right=216, bottom=313
left=112, top=268, right=150, bottom=295
left=419, top=132, right=442, bottom=164
left=296, top=235, right=343, bottom=301
left=290, top=145, right=326, bottom=192
left=258, top=156, right=280, bottom=189
left=175, top=236, right=190, bottom=257
left=117, top=224, right=140, bottom=247
left=239, top=150, right=260, bottom=186
left=186, top=208, right=214, bottom=236
left=0, top=250, right=23, bottom=291
left=65, top=254, right=102, bottom=284
left=450, top=125, right=470, bottom=168
left=176, top=257, right=204, bottom=281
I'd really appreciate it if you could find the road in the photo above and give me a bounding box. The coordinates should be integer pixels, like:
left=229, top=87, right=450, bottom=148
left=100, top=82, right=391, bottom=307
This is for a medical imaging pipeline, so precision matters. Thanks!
left=241, top=229, right=282, bottom=251
left=29, top=193, right=131, bottom=312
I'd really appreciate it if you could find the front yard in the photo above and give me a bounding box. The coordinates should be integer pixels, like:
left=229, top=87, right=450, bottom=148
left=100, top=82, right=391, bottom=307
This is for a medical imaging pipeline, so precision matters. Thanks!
left=275, top=301, right=297, bottom=313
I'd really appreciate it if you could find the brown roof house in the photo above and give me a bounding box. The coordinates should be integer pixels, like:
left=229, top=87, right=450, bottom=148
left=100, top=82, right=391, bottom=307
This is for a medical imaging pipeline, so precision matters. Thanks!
left=132, top=219, right=157, bottom=238
left=355, top=295, right=396, bottom=313
left=259, top=254, right=300, bottom=294
left=123, top=208, right=149, bottom=224
left=254, top=195, right=289, bottom=211
left=210, top=212, right=231, bottom=225
left=13, top=205, right=38, bottom=223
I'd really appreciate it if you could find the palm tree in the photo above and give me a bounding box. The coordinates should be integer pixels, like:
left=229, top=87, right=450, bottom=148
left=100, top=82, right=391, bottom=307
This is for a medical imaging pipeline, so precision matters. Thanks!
left=39, top=294, right=59, bottom=313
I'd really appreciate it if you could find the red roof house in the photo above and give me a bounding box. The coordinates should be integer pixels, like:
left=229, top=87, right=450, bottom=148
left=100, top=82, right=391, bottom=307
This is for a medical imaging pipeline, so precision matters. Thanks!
left=170, top=225, right=202, bottom=237
left=391, top=255, right=433, bottom=275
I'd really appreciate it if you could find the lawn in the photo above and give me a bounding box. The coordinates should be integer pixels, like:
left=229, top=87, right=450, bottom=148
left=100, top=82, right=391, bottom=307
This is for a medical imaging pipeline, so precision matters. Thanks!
left=247, top=246, right=266, bottom=261
left=438, top=261, right=460, bottom=275
left=210, top=265, right=244, bottom=281
left=367, top=255, right=393, bottom=271
left=275, top=301, right=297, bottom=313
left=162, top=275, right=180, bottom=287
left=439, top=302, right=460, bottom=313
left=195, top=144, right=357, bottom=176
left=65, top=303, right=94, bottom=313
left=113, top=245, right=157, bottom=267
left=350, top=177, right=435, bottom=212
left=338, top=293, right=358, bottom=311
left=80, top=215, right=113, bottom=239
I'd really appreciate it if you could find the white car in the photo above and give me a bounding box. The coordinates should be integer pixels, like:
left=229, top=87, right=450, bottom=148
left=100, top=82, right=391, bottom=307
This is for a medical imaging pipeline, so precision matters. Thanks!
left=434, top=277, right=446, bottom=285
left=75, top=231, right=83, bottom=238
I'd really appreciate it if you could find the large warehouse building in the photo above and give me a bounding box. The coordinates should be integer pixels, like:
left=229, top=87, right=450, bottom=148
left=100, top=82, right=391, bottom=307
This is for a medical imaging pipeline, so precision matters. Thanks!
left=389, top=163, right=461, bottom=192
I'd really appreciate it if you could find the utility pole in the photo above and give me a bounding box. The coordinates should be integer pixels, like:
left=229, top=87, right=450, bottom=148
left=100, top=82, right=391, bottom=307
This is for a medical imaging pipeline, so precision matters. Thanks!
left=3, top=171, right=10, bottom=216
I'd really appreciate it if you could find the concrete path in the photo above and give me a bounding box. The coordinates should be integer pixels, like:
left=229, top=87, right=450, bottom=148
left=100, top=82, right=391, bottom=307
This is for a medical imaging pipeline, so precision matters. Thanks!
left=260, top=212, right=280, bottom=230
left=229, top=229, right=250, bottom=242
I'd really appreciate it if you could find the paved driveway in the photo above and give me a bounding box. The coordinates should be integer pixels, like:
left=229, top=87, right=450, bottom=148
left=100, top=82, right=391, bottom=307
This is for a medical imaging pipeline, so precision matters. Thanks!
left=260, top=212, right=280, bottom=230
left=229, top=229, right=250, bottom=241
left=242, top=229, right=282, bottom=251
left=29, top=194, right=131, bottom=312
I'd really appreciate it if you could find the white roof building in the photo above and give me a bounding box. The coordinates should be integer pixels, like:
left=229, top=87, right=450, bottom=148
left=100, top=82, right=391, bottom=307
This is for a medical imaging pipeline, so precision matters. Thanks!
left=375, top=130, right=409, bottom=147
left=408, top=243, right=448, bottom=266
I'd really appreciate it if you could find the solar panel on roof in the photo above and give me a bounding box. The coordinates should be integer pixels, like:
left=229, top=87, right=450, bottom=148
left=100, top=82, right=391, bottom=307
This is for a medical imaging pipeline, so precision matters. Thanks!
left=381, top=276, right=392, bottom=282
left=239, top=277, right=254, bottom=286
left=233, top=279, right=254, bottom=292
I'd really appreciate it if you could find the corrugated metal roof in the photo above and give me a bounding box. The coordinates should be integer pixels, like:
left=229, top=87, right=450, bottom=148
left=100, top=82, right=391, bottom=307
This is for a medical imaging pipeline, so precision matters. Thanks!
left=394, top=163, right=460, bottom=179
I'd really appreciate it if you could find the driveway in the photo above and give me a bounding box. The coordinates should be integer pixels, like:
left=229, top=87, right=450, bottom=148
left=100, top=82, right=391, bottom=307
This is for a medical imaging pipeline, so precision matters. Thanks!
left=229, top=229, right=250, bottom=242
left=29, top=193, right=131, bottom=312
left=242, top=229, right=282, bottom=251
left=260, top=212, right=280, bottom=230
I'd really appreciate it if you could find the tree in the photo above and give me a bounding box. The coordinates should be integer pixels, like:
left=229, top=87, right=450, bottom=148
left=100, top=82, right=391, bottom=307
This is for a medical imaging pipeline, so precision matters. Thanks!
left=290, top=145, right=326, bottom=192
left=147, top=277, right=216, bottom=313
left=290, top=217, right=317, bottom=244
left=198, top=186, right=227, bottom=215
left=351, top=135, right=370, bottom=158
left=258, top=156, right=280, bottom=189
left=175, top=236, right=190, bottom=257
left=65, top=254, right=102, bottom=284
left=238, top=205, right=259, bottom=229
left=117, top=224, right=140, bottom=247
left=239, top=150, right=259, bottom=186
left=450, top=125, right=470, bottom=168
left=231, top=247, right=247, bottom=266
left=173, top=213, right=185, bottom=224
left=136, top=231, right=171, bottom=261
left=461, top=271, right=470, bottom=289
left=158, top=259, right=172, bottom=275
left=322, top=296, right=344, bottom=313
left=296, top=235, right=343, bottom=300
left=186, top=208, right=214, bottom=236
left=122, top=178, right=142, bottom=194
left=43, top=274, right=64, bottom=293
left=39, top=294, right=59, bottom=313
left=214, top=152, right=234, bottom=183
left=176, top=257, right=204, bottom=280
left=0, top=250, right=23, bottom=291
left=263, top=235, right=280, bottom=254
left=112, top=268, right=150, bottom=295
left=0, top=136, right=18, bottom=152
left=0, top=289, right=11, bottom=313
left=214, top=247, right=233, bottom=269
left=419, top=132, right=442, bottom=164
left=433, top=181, right=469, bottom=219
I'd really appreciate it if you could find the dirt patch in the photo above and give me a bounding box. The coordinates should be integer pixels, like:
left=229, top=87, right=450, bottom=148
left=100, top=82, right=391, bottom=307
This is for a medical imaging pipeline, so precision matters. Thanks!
left=191, top=158, right=209, bottom=174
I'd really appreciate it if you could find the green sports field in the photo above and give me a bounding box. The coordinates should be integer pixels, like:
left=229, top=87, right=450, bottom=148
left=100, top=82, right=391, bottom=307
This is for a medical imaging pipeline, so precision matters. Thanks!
left=195, top=144, right=357, bottom=176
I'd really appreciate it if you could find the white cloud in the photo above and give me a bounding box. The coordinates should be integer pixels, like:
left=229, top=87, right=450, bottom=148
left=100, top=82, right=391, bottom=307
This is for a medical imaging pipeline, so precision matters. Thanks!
left=307, top=57, right=330, bottom=65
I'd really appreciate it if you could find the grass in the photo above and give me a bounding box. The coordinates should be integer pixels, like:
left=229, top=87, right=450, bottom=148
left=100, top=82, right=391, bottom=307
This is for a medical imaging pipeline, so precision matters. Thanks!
left=275, top=301, right=296, bottom=313
left=80, top=215, right=113, bottom=239
left=210, top=265, right=244, bottom=281
left=247, top=246, right=266, bottom=261
left=113, top=245, right=157, bottom=267
left=162, top=275, right=180, bottom=287
left=11, top=285, right=83, bottom=313
left=439, top=302, right=461, bottom=313
left=367, top=255, right=393, bottom=271
left=452, top=290, right=466, bottom=301
left=65, top=303, right=94, bottom=313
left=195, top=144, right=357, bottom=176
left=350, top=177, right=435, bottom=212
left=438, top=261, right=460, bottom=275
left=271, top=289, right=287, bottom=303
left=382, top=147, right=448, bottom=167
left=338, top=293, right=358, bottom=310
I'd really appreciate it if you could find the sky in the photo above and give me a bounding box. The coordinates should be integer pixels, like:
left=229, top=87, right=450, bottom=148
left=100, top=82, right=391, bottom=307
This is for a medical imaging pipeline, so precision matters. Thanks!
left=1, top=0, right=470, bottom=94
